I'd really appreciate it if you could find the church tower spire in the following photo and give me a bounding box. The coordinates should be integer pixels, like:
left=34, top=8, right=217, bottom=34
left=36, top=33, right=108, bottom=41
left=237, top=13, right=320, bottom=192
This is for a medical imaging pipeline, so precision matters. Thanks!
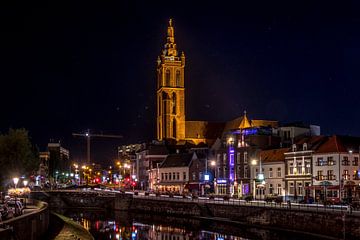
left=156, top=19, right=186, bottom=141
left=163, top=18, right=178, bottom=57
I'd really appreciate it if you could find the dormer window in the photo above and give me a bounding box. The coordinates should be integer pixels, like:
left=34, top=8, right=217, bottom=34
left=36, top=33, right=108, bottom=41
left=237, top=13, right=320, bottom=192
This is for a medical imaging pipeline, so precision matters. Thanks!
left=292, top=144, right=297, bottom=152
left=303, top=143, right=307, bottom=151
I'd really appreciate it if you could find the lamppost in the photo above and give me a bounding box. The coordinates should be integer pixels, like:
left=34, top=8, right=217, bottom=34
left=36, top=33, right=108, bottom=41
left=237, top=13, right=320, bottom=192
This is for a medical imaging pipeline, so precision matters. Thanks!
left=23, top=180, right=28, bottom=208
left=210, top=160, right=216, bottom=193
left=251, top=156, right=264, bottom=200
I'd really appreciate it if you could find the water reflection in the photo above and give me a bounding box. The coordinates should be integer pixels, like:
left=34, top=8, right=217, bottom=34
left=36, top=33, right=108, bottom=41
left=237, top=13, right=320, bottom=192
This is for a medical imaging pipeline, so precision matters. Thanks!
left=57, top=209, right=327, bottom=240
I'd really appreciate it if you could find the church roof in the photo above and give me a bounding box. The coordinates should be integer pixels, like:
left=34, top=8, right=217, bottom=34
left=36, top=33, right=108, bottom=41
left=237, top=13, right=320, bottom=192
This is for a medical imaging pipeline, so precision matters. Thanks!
left=185, top=121, right=224, bottom=139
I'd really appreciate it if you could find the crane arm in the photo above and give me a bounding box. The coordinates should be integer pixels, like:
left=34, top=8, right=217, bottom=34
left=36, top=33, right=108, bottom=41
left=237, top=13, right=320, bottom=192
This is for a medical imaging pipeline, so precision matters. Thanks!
left=90, top=134, right=123, bottom=138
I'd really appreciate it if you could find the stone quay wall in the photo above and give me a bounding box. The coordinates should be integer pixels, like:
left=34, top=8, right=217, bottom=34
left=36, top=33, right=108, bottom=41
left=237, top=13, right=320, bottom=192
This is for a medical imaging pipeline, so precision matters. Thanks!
left=0, top=199, right=49, bottom=240
left=115, top=195, right=360, bottom=240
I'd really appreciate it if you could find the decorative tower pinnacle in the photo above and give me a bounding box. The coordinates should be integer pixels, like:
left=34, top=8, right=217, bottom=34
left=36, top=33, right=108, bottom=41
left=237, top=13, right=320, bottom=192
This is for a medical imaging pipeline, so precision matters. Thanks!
left=163, top=18, right=178, bottom=57
left=239, top=110, right=252, bottom=129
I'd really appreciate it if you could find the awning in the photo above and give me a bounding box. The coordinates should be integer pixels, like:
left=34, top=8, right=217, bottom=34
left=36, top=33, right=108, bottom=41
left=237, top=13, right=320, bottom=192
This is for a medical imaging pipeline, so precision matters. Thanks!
left=185, top=183, right=200, bottom=190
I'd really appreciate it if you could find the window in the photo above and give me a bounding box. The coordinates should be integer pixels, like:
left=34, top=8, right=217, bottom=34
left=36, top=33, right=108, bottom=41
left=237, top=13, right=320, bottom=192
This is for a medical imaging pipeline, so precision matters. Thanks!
left=237, top=152, right=241, bottom=164
left=277, top=184, right=282, bottom=195
left=223, top=153, right=227, bottom=164
left=303, top=143, right=307, bottom=151
left=284, top=130, right=290, bottom=140
left=353, top=157, right=359, bottom=166
left=192, top=172, right=196, bottom=181
left=199, top=172, right=203, bottom=181
left=244, top=166, right=248, bottom=178
left=317, top=170, right=323, bottom=180
left=175, top=70, right=181, bottom=87
left=183, top=172, right=186, bottom=180
left=305, top=161, right=311, bottom=174
left=328, top=156, right=335, bottom=166
left=172, top=93, right=176, bottom=114
left=244, top=152, right=248, bottom=164
left=343, top=170, right=350, bottom=180
left=289, top=162, right=294, bottom=175
left=161, top=173, right=164, bottom=180
left=317, top=157, right=326, bottom=166
left=165, top=69, right=171, bottom=86
left=289, top=182, right=294, bottom=195
left=177, top=172, right=180, bottom=180
left=172, top=118, right=176, bottom=139
left=269, top=168, right=273, bottom=178
left=169, top=173, right=171, bottom=180
left=217, top=154, right=221, bottom=165
left=292, top=144, right=297, bottom=151
left=297, top=182, right=303, bottom=195
left=342, top=156, right=350, bottom=166
left=277, top=167, right=281, bottom=177
left=173, top=172, right=176, bottom=180
left=165, top=173, right=168, bottom=180
left=269, top=184, right=273, bottom=194
left=327, top=170, right=334, bottom=180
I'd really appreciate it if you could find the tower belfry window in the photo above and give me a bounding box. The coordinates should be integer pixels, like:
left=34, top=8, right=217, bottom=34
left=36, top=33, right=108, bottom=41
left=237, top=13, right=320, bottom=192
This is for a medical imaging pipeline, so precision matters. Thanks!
left=176, top=70, right=181, bottom=87
left=173, top=118, right=177, bottom=139
left=172, top=93, right=176, bottom=114
left=166, top=69, right=171, bottom=86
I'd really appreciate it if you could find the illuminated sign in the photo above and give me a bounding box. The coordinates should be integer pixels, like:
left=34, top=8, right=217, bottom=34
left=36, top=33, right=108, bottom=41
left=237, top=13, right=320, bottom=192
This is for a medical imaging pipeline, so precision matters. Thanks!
left=204, top=174, right=210, bottom=181
left=217, top=179, right=227, bottom=184
left=257, top=173, right=264, bottom=181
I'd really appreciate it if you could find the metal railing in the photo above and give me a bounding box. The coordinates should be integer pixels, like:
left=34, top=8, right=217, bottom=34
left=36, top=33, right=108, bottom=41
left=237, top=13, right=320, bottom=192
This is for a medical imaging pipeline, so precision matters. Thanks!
left=128, top=192, right=358, bottom=215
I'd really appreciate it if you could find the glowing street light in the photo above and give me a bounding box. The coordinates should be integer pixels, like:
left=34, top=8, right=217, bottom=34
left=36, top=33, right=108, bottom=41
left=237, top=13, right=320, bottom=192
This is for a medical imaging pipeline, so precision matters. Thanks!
left=13, top=177, right=19, bottom=188
left=23, top=180, right=28, bottom=187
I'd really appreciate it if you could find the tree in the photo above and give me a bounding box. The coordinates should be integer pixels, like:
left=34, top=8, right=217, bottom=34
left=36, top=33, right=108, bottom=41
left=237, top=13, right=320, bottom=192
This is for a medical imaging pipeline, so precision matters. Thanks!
left=0, top=128, right=39, bottom=190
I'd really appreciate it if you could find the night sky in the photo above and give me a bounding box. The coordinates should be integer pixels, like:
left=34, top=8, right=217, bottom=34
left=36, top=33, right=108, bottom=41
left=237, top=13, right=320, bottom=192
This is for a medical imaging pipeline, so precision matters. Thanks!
left=1, top=1, right=360, bottom=164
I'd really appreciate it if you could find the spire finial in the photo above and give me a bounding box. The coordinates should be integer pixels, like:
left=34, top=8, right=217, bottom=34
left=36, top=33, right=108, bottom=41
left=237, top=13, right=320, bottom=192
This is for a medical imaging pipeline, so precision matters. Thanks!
left=163, top=18, right=177, bottom=57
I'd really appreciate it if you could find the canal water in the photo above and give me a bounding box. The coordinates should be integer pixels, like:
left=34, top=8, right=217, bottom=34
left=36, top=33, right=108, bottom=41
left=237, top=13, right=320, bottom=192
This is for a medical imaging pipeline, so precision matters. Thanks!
left=57, top=209, right=329, bottom=240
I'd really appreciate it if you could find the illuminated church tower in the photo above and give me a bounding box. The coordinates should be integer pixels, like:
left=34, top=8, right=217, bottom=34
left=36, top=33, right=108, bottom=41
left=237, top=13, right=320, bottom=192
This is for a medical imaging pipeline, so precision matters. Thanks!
left=157, top=19, right=186, bottom=141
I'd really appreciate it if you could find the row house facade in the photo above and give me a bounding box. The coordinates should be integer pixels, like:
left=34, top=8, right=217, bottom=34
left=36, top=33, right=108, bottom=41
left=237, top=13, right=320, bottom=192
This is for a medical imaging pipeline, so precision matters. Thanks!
left=213, top=112, right=280, bottom=196
left=312, top=135, right=360, bottom=202
left=156, top=152, right=205, bottom=194
left=250, top=148, right=288, bottom=199
left=135, top=143, right=169, bottom=190
left=283, top=136, right=327, bottom=201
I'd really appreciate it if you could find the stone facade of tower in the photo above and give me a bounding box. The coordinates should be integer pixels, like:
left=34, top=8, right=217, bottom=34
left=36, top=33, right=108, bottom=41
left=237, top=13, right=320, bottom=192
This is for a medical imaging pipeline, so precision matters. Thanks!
left=157, top=19, right=186, bottom=141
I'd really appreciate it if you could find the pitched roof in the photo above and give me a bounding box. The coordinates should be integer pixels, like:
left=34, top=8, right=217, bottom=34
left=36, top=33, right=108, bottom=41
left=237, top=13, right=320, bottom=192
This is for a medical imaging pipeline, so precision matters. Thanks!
left=160, top=153, right=195, bottom=168
left=294, top=135, right=328, bottom=150
left=260, top=148, right=289, bottom=163
left=316, top=135, right=360, bottom=154
left=185, top=121, right=224, bottom=139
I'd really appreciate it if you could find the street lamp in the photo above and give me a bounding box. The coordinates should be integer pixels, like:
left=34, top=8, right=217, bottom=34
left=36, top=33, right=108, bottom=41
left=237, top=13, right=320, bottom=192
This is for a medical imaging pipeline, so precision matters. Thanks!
left=251, top=156, right=264, bottom=200
left=13, top=177, right=19, bottom=189
left=23, top=180, right=28, bottom=208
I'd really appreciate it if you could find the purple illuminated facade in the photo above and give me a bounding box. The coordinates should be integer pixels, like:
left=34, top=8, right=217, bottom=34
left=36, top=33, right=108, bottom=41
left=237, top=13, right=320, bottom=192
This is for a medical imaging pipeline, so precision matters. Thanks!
left=214, top=126, right=281, bottom=196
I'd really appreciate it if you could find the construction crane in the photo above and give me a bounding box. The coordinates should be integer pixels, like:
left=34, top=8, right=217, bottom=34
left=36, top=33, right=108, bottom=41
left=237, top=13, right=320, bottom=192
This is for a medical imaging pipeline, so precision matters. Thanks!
left=72, top=130, right=123, bottom=164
